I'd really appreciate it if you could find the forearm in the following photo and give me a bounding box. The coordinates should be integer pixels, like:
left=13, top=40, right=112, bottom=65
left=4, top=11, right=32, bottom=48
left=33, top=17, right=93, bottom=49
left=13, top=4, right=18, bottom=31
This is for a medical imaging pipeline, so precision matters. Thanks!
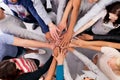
left=83, top=40, right=120, bottom=50
left=45, top=58, right=57, bottom=80
left=72, top=49, right=108, bottom=79
left=68, top=0, right=80, bottom=33
left=73, top=20, right=95, bottom=36
left=73, top=1, right=106, bottom=32
left=61, top=0, right=73, bottom=23
left=13, top=37, right=52, bottom=49
left=72, top=49, right=101, bottom=72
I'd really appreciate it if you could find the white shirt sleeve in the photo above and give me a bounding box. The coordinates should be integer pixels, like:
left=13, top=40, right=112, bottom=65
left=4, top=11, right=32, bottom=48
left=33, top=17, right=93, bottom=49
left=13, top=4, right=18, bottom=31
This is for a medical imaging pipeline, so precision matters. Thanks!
left=72, top=50, right=109, bottom=80
left=101, top=47, right=120, bottom=56
left=74, top=0, right=113, bottom=32
left=32, top=0, right=52, bottom=25
left=92, top=10, right=106, bottom=22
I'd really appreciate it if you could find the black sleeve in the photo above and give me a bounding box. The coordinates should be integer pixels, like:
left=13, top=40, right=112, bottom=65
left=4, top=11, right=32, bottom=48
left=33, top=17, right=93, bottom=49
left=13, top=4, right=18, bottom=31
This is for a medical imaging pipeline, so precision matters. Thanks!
left=93, top=35, right=120, bottom=42
left=16, top=56, right=53, bottom=80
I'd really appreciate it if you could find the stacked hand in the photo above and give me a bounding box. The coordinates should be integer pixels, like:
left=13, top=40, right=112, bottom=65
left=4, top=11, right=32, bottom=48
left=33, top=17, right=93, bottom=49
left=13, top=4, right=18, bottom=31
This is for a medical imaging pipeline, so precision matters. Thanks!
left=58, top=21, right=67, bottom=35
left=48, top=22, right=60, bottom=40
left=53, top=47, right=67, bottom=65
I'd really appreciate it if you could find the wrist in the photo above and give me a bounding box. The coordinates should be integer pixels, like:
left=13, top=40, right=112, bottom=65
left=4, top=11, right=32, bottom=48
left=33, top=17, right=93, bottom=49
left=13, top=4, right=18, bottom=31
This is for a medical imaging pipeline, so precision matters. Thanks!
left=57, top=61, right=64, bottom=65
left=48, top=22, right=53, bottom=28
left=46, top=43, right=53, bottom=49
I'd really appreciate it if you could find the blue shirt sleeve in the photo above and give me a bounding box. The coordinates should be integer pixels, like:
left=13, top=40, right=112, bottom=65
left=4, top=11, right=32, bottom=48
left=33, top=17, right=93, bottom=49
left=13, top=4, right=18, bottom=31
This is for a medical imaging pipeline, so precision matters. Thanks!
left=0, top=33, right=14, bottom=45
left=56, top=65, right=64, bottom=80
left=26, top=0, right=49, bottom=33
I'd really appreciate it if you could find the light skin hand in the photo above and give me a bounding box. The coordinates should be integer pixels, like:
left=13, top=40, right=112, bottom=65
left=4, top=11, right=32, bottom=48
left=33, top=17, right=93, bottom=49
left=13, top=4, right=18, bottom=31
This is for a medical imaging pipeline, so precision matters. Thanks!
left=45, top=32, right=55, bottom=43
left=58, top=21, right=67, bottom=34
left=48, top=22, right=60, bottom=40
left=53, top=47, right=60, bottom=57
left=59, top=0, right=80, bottom=47
left=59, top=30, right=73, bottom=47
left=70, top=38, right=87, bottom=47
left=53, top=47, right=66, bottom=65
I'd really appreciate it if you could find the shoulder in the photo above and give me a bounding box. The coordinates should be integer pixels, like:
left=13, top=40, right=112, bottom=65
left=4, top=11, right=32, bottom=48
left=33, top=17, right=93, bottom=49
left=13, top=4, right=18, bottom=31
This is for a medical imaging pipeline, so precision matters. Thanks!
left=101, top=47, right=120, bottom=56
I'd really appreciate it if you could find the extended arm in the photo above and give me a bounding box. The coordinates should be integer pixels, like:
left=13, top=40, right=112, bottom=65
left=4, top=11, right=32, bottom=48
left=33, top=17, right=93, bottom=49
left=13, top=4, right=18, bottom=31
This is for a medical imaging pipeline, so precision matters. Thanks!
left=60, top=0, right=73, bottom=25
left=44, top=58, right=57, bottom=80
left=73, top=10, right=106, bottom=37
left=58, top=0, right=73, bottom=32
left=0, top=19, right=46, bottom=42
left=27, top=0, right=49, bottom=33
left=74, top=0, right=114, bottom=32
left=29, top=0, right=60, bottom=40
left=71, top=38, right=120, bottom=50
left=13, top=37, right=54, bottom=49
left=59, top=0, right=81, bottom=47
left=67, top=0, right=81, bottom=32
left=45, top=47, right=59, bottom=80
left=69, top=48, right=108, bottom=80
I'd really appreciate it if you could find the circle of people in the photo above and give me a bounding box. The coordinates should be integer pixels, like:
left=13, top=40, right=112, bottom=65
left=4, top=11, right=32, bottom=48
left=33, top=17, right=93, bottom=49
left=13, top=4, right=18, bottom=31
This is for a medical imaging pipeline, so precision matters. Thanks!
left=0, top=0, right=120, bottom=80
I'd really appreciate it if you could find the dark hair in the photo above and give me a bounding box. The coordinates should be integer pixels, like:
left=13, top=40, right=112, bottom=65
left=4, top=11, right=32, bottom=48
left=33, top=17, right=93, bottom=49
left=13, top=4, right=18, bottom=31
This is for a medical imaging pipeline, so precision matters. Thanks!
left=0, top=60, right=21, bottom=80
left=104, top=2, right=120, bottom=27
left=0, top=7, right=5, bottom=11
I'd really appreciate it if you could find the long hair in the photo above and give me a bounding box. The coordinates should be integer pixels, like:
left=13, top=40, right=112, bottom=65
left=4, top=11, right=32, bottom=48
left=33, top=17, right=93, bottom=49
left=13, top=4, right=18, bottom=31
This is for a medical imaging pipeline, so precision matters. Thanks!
left=103, top=2, right=120, bottom=27
left=0, top=60, right=21, bottom=80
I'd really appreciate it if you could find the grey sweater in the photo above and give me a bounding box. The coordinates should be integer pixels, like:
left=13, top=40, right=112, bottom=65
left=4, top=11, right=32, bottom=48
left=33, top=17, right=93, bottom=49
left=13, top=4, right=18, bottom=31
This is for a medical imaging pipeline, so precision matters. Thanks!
left=0, top=14, right=46, bottom=42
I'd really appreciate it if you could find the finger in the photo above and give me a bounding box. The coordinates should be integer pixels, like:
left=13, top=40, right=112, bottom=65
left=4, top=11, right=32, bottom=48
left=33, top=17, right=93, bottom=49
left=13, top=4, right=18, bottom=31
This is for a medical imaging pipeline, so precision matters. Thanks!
left=56, top=27, right=60, bottom=32
left=57, top=47, right=61, bottom=54
left=60, top=40, right=65, bottom=47
left=71, top=39, right=77, bottom=43
left=54, top=33, right=60, bottom=40
left=74, top=37, right=79, bottom=40
left=59, top=35, right=64, bottom=40
left=50, top=32, right=56, bottom=40
left=52, top=31, right=60, bottom=40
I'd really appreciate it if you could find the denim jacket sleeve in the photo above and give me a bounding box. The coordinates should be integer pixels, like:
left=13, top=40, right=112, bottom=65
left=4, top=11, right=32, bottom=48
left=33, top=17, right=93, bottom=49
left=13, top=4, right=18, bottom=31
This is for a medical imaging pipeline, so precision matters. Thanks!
left=26, top=0, right=49, bottom=33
